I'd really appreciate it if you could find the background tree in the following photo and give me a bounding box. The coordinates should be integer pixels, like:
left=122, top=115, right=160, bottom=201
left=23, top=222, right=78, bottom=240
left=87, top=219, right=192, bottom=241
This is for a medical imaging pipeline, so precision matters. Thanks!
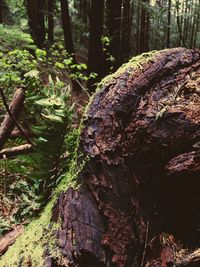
left=139, top=0, right=149, bottom=53
left=87, top=0, right=104, bottom=90
left=47, top=0, right=54, bottom=44
left=0, top=0, right=3, bottom=23
left=60, top=0, right=75, bottom=55
left=106, top=0, right=123, bottom=69
left=120, top=0, right=131, bottom=64
left=166, top=0, right=171, bottom=47
left=26, top=0, right=46, bottom=48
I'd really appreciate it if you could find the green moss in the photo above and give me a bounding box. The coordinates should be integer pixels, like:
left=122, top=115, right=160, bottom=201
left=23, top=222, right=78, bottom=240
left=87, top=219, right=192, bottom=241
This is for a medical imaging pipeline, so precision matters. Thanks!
left=0, top=131, right=86, bottom=267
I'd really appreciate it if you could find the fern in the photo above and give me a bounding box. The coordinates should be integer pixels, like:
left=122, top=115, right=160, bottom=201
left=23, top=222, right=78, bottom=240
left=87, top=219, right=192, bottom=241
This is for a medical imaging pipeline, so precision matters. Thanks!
left=25, top=77, right=75, bottom=201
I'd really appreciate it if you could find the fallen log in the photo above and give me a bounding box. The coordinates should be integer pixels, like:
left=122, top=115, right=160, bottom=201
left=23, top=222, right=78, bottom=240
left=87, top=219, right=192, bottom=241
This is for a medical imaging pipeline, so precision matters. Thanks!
left=0, top=144, right=33, bottom=158
left=0, top=225, right=24, bottom=256
left=0, top=48, right=200, bottom=267
left=0, top=88, right=25, bottom=150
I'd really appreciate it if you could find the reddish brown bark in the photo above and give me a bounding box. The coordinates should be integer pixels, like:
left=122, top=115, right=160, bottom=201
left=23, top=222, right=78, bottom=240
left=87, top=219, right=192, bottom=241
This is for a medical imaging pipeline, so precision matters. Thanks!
left=45, top=48, right=200, bottom=267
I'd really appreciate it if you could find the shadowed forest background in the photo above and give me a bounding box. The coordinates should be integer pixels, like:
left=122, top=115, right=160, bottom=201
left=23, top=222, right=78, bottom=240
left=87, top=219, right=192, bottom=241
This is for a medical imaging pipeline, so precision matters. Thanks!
left=0, top=0, right=200, bottom=265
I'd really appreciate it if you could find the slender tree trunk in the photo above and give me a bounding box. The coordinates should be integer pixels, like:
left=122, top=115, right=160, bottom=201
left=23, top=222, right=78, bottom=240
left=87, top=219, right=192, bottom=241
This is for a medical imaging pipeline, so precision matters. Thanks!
left=120, top=0, right=131, bottom=64
left=80, top=0, right=88, bottom=24
left=37, top=0, right=46, bottom=47
left=136, top=0, right=141, bottom=54
left=87, top=0, right=104, bottom=91
left=26, top=0, right=46, bottom=47
left=193, top=3, right=200, bottom=48
left=106, top=0, right=122, bottom=69
left=60, top=0, right=75, bottom=55
left=166, top=0, right=171, bottom=48
left=47, top=0, right=54, bottom=44
left=176, top=0, right=186, bottom=47
left=0, top=0, right=3, bottom=23
left=60, top=0, right=84, bottom=93
left=139, top=0, right=149, bottom=53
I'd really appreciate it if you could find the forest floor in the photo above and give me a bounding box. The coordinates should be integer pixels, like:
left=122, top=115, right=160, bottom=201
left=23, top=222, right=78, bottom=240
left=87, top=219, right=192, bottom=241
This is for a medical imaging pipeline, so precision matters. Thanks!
left=0, top=87, right=89, bottom=243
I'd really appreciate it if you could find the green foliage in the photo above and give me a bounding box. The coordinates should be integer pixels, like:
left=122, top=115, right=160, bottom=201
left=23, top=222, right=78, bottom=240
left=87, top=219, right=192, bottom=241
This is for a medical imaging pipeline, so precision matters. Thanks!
left=25, top=78, right=75, bottom=200
left=0, top=49, right=37, bottom=90
left=0, top=25, right=35, bottom=51
left=102, top=35, right=115, bottom=73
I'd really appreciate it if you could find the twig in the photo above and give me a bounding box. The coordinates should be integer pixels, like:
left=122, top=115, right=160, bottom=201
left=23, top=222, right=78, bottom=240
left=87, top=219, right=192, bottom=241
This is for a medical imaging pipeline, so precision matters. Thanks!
left=0, top=88, right=33, bottom=145
left=3, top=154, right=7, bottom=195
left=141, top=221, right=149, bottom=267
left=74, top=78, right=91, bottom=98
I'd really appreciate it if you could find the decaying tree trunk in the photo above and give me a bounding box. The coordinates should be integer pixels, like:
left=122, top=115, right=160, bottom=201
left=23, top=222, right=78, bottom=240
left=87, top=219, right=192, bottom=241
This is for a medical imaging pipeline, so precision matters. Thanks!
left=1, top=48, right=200, bottom=267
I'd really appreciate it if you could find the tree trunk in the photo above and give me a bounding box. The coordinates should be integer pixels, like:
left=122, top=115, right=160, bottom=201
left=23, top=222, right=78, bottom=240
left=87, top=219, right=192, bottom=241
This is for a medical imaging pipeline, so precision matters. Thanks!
left=27, top=0, right=46, bottom=48
left=87, top=0, right=104, bottom=91
left=37, top=0, right=46, bottom=47
left=1, top=48, right=200, bottom=267
left=120, top=0, right=131, bottom=64
left=60, top=0, right=83, bottom=93
left=0, top=0, right=3, bottom=23
left=139, top=0, right=149, bottom=53
left=60, top=0, right=74, bottom=55
left=166, top=0, right=171, bottom=48
left=47, top=0, right=54, bottom=44
left=106, top=0, right=122, bottom=69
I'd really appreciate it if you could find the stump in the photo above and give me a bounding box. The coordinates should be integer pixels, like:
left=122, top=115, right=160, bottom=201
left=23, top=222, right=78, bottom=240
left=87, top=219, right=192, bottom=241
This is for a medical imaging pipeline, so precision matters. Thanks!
left=1, top=48, right=200, bottom=267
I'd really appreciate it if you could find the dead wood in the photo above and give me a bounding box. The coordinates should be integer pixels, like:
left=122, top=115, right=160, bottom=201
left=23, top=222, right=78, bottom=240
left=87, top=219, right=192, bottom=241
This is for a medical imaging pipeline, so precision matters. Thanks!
left=0, top=225, right=24, bottom=256
left=0, top=88, right=25, bottom=150
left=0, top=144, right=33, bottom=158
left=51, top=48, right=200, bottom=267
left=10, top=129, right=32, bottom=139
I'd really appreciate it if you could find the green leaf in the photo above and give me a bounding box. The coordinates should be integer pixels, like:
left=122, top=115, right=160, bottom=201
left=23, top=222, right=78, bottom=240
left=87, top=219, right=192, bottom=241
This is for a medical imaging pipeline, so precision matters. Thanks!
left=24, top=69, right=39, bottom=78
left=41, top=114, right=63, bottom=123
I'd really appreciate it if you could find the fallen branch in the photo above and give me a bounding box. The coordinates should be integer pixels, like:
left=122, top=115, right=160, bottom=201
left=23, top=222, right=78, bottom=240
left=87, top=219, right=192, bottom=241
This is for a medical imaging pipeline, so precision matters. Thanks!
left=0, top=144, right=33, bottom=159
left=0, top=88, right=25, bottom=150
left=0, top=225, right=24, bottom=255
left=10, top=129, right=32, bottom=139
left=0, top=88, right=32, bottom=146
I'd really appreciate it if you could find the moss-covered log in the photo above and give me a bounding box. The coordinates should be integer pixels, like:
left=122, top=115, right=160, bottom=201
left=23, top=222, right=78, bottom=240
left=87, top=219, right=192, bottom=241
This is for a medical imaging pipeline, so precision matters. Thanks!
left=1, top=48, right=200, bottom=267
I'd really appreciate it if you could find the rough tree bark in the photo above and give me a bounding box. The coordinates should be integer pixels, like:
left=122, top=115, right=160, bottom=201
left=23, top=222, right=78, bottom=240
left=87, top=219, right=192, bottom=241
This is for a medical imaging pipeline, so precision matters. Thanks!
left=1, top=48, right=200, bottom=267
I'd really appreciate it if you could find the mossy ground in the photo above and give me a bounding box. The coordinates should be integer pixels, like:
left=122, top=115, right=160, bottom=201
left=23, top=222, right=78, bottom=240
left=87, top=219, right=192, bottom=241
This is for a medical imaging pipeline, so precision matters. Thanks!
left=0, top=51, right=158, bottom=267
